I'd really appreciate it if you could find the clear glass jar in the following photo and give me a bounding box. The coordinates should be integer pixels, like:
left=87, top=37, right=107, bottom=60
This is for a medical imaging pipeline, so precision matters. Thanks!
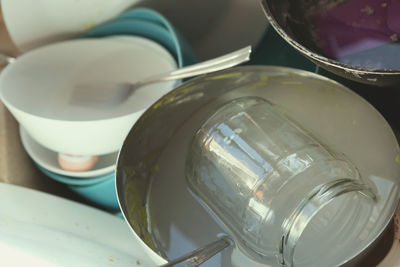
left=185, top=96, right=377, bottom=266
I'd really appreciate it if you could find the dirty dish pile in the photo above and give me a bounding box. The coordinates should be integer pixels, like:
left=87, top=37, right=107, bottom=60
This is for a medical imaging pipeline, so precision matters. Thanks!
left=0, top=8, right=195, bottom=212
left=0, top=7, right=195, bottom=156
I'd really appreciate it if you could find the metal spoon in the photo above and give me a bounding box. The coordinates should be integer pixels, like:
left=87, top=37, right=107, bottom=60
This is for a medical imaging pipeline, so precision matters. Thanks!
left=74, top=46, right=252, bottom=103
left=161, top=236, right=233, bottom=267
left=123, top=45, right=252, bottom=92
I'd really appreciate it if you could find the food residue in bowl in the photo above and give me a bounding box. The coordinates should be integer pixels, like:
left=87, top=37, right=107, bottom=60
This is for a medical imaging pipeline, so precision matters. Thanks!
left=58, top=153, right=99, bottom=172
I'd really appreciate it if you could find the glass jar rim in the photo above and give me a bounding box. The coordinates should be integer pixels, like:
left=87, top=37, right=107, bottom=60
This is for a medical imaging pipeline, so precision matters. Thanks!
left=280, top=178, right=377, bottom=266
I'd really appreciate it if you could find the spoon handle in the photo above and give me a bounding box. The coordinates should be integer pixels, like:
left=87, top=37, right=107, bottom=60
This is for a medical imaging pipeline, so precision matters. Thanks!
left=161, top=46, right=251, bottom=79
left=161, top=237, right=233, bottom=267
left=132, top=46, right=251, bottom=88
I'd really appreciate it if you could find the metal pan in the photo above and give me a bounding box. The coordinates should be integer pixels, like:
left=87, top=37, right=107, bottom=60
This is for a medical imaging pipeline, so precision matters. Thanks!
left=260, top=0, right=400, bottom=87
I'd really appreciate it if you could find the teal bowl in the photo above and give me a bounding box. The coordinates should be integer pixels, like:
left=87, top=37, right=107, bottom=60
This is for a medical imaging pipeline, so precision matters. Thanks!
left=37, top=165, right=119, bottom=211
left=37, top=164, right=112, bottom=186
left=68, top=177, right=119, bottom=211
left=115, top=8, right=196, bottom=66
left=81, top=8, right=196, bottom=68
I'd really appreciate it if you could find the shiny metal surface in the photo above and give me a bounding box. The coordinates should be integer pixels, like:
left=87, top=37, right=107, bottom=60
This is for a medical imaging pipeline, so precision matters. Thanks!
left=260, top=0, right=400, bottom=86
left=133, top=46, right=251, bottom=86
left=116, top=67, right=250, bottom=258
left=161, top=237, right=233, bottom=267
left=116, top=66, right=400, bottom=266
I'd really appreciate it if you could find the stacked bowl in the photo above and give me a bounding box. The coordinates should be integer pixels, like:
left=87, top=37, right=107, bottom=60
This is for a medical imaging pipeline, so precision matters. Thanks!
left=19, top=127, right=120, bottom=211
left=0, top=8, right=196, bottom=212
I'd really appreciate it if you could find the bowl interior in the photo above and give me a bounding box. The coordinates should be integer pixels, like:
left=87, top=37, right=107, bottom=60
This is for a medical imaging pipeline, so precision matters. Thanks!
left=116, top=66, right=400, bottom=266
left=263, top=0, right=400, bottom=72
left=0, top=36, right=178, bottom=155
left=0, top=36, right=177, bottom=121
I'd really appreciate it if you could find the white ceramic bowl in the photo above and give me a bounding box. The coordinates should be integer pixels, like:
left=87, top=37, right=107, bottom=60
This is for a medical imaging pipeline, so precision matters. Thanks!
left=1, top=0, right=140, bottom=52
left=0, top=36, right=177, bottom=155
left=19, top=127, right=118, bottom=178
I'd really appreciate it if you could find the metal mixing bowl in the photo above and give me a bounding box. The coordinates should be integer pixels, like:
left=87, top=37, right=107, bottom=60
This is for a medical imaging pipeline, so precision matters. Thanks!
left=116, top=66, right=400, bottom=266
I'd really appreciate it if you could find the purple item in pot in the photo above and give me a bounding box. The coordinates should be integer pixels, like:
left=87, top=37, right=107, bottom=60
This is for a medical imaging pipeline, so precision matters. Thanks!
left=314, top=0, right=400, bottom=59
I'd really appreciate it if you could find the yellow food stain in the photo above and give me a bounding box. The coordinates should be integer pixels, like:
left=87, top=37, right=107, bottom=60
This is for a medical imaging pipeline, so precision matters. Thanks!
left=243, top=75, right=269, bottom=91
left=257, top=76, right=269, bottom=86
left=81, top=20, right=97, bottom=31
left=280, top=81, right=303, bottom=85
left=205, top=72, right=242, bottom=80
left=395, top=155, right=400, bottom=164
left=124, top=180, right=158, bottom=251
left=352, top=120, right=357, bottom=126
left=136, top=260, right=141, bottom=265
left=150, top=164, right=160, bottom=174
left=109, top=258, right=114, bottom=263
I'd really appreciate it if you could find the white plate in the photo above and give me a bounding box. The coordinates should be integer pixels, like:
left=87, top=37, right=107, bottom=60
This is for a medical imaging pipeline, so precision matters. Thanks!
left=19, top=126, right=117, bottom=178
left=0, top=182, right=165, bottom=266
left=1, top=0, right=139, bottom=52
left=0, top=36, right=177, bottom=156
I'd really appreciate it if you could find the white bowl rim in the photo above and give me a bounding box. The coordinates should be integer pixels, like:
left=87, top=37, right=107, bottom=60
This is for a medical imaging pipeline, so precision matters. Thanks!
left=0, top=35, right=178, bottom=122
left=19, top=126, right=117, bottom=178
